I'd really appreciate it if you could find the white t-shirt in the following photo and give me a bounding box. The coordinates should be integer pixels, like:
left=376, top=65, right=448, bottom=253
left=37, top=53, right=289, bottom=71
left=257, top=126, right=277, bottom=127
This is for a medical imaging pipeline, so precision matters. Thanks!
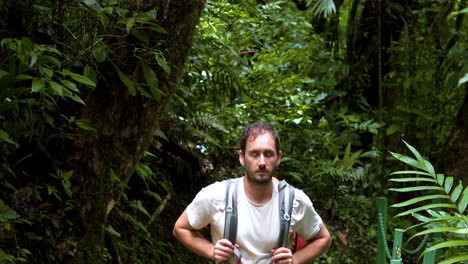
left=186, top=177, right=323, bottom=264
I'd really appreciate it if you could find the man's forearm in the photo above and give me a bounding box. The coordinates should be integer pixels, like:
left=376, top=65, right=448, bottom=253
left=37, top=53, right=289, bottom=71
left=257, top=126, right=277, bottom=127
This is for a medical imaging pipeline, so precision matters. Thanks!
left=173, top=228, right=214, bottom=260
left=292, top=235, right=331, bottom=264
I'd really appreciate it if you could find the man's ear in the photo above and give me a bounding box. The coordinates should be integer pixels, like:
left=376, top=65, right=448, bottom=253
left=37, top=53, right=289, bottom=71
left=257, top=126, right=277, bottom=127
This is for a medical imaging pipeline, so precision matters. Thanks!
left=276, top=150, right=282, bottom=167
left=239, top=150, right=245, bottom=166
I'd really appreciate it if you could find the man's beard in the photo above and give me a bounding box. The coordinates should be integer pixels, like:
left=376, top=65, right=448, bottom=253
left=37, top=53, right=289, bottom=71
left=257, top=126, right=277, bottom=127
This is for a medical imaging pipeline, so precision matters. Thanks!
left=244, top=164, right=277, bottom=185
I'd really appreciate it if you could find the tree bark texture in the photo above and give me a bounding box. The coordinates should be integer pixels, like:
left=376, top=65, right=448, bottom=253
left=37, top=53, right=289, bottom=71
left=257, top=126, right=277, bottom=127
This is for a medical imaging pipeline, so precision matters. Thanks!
left=439, top=87, right=468, bottom=183
left=69, top=0, right=205, bottom=262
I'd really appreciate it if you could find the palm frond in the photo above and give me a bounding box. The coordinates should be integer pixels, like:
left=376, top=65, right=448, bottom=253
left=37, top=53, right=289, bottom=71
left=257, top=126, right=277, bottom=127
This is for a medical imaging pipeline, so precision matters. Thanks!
left=389, top=141, right=468, bottom=263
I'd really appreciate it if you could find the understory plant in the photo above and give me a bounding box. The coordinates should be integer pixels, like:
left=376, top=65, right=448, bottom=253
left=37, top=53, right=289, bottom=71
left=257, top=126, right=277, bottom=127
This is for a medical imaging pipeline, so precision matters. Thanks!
left=389, top=141, right=468, bottom=264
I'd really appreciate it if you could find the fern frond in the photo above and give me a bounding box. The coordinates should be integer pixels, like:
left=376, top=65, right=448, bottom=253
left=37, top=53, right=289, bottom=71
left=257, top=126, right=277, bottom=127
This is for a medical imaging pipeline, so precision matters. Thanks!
left=389, top=170, right=433, bottom=176
left=391, top=195, right=448, bottom=208
left=390, top=177, right=436, bottom=183
left=438, top=254, right=468, bottom=264
left=389, top=152, right=428, bottom=172
left=394, top=203, right=457, bottom=218
left=418, top=240, right=468, bottom=262
left=389, top=186, right=444, bottom=192
left=404, top=215, right=465, bottom=232
left=389, top=141, right=468, bottom=264
left=407, top=227, right=465, bottom=243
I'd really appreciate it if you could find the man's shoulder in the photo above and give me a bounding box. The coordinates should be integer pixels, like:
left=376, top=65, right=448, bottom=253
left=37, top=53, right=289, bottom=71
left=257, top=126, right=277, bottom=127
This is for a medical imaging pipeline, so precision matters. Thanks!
left=197, top=178, right=237, bottom=201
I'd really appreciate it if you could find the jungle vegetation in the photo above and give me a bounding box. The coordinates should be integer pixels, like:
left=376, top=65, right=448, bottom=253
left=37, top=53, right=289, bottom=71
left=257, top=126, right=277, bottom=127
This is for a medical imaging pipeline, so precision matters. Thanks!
left=0, top=0, right=466, bottom=263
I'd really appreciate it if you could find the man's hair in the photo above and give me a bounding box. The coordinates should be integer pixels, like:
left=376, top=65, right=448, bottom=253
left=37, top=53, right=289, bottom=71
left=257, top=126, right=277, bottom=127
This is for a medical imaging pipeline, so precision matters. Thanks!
left=240, top=122, right=281, bottom=153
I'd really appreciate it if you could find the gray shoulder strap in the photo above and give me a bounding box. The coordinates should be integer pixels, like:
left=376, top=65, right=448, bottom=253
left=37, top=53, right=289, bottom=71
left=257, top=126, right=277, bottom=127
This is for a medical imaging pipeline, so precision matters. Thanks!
left=223, top=178, right=239, bottom=244
left=276, top=180, right=296, bottom=249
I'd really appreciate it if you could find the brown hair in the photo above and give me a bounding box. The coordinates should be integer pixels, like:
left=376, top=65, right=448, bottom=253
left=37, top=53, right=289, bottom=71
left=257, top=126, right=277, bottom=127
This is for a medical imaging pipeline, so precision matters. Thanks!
left=240, top=122, right=281, bottom=153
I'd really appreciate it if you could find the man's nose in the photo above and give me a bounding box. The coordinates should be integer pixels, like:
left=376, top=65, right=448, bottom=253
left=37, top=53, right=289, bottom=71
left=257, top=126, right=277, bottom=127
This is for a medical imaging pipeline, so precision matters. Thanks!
left=258, top=155, right=266, bottom=168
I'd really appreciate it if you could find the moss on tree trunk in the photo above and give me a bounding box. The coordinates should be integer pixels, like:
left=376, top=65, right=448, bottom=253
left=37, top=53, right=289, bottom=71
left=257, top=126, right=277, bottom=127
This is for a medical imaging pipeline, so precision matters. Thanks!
left=69, top=0, right=206, bottom=262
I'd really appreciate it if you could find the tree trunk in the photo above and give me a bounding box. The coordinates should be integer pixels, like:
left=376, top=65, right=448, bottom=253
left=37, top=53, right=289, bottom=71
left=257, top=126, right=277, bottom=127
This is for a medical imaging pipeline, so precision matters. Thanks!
left=69, top=1, right=205, bottom=262
left=439, top=87, right=468, bottom=183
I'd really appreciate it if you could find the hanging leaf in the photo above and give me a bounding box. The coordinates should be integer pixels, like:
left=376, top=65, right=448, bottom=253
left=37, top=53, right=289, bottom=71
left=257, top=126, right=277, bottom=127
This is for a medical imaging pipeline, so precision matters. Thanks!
left=129, top=200, right=151, bottom=218
left=155, top=54, right=170, bottom=74
left=126, top=18, right=136, bottom=33
left=61, top=69, right=96, bottom=87
left=141, top=63, right=164, bottom=100
left=49, top=81, right=64, bottom=96
left=0, top=130, right=18, bottom=147
left=115, top=68, right=136, bottom=96
left=76, top=119, right=97, bottom=131
left=32, top=78, right=45, bottom=92
left=60, top=80, right=79, bottom=92
left=91, top=44, right=108, bottom=63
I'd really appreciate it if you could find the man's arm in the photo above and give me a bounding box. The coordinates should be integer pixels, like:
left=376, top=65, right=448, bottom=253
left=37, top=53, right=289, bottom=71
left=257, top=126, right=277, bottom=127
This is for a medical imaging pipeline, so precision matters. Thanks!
left=292, top=223, right=331, bottom=264
left=173, top=210, right=236, bottom=263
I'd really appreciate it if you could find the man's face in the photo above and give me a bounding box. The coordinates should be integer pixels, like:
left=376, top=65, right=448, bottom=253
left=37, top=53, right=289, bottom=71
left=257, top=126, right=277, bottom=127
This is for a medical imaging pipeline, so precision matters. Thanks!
left=239, top=132, right=282, bottom=184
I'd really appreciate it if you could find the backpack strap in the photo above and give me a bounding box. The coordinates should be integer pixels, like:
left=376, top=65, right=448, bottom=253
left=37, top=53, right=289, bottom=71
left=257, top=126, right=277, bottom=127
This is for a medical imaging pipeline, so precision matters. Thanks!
left=223, top=178, right=242, bottom=263
left=276, top=180, right=296, bottom=249
left=223, top=178, right=239, bottom=243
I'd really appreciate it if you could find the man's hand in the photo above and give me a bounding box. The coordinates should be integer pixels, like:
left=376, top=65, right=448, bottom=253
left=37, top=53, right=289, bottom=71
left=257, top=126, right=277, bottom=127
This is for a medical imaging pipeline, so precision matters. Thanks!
left=213, top=239, right=240, bottom=263
left=271, top=247, right=294, bottom=264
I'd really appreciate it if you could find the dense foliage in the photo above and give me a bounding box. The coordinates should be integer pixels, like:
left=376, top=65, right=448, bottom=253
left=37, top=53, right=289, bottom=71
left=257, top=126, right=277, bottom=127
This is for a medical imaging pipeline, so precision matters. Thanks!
left=0, top=0, right=466, bottom=263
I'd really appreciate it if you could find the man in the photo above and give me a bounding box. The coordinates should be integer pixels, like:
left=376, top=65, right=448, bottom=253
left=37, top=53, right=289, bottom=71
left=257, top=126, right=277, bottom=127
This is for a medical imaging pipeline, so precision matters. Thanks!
left=173, top=122, right=331, bottom=263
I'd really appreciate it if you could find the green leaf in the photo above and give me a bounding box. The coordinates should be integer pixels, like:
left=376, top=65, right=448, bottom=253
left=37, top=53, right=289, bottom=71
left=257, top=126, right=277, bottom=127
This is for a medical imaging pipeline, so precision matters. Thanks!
left=389, top=171, right=433, bottom=177
left=39, top=66, right=54, bottom=78
left=82, top=0, right=102, bottom=11
left=129, top=200, right=151, bottom=218
left=451, top=182, right=463, bottom=203
left=423, top=160, right=435, bottom=176
left=16, top=74, right=33, bottom=80
left=438, top=254, right=468, bottom=264
left=91, top=44, right=108, bottom=63
left=394, top=203, right=457, bottom=217
left=403, top=140, right=425, bottom=164
left=106, top=225, right=121, bottom=237
left=0, top=248, right=15, bottom=262
left=32, top=78, right=45, bottom=92
left=0, top=69, right=9, bottom=79
left=405, top=215, right=464, bottom=231
left=0, top=129, right=19, bottom=147
left=458, top=187, right=467, bottom=212
left=444, top=176, right=453, bottom=194
left=154, top=129, right=168, bottom=141
left=62, top=69, right=96, bottom=87
left=60, top=80, right=79, bottom=92
left=308, top=0, right=336, bottom=17
left=454, top=228, right=468, bottom=234
left=83, top=65, right=97, bottom=88
left=141, top=63, right=163, bottom=100
left=457, top=72, right=468, bottom=86
left=70, top=94, right=86, bottom=105
left=389, top=152, right=427, bottom=172
left=437, top=173, right=444, bottom=186
left=155, top=54, right=170, bottom=74
left=76, top=119, right=97, bottom=131
left=408, top=227, right=465, bottom=243
left=49, top=81, right=64, bottom=96
left=420, top=240, right=468, bottom=261
left=389, top=186, right=444, bottom=192
left=115, top=68, right=136, bottom=96
left=389, top=177, right=436, bottom=183
left=126, top=18, right=136, bottom=33
left=391, top=195, right=448, bottom=208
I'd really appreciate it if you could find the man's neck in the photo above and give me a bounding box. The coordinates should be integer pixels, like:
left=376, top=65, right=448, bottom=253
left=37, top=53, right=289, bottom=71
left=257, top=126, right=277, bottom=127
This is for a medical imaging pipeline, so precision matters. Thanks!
left=243, top=176, right=273, bottom=205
